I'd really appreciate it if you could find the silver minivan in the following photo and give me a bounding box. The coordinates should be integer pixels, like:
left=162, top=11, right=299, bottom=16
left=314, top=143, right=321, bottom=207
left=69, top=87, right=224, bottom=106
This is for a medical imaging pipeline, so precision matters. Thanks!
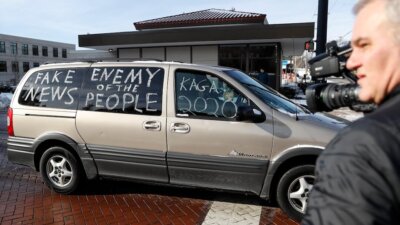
left=7, top=61, right=346, bottom=220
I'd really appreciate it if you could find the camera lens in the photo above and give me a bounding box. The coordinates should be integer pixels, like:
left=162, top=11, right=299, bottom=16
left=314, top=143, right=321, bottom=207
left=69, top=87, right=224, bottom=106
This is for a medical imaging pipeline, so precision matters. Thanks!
left=321, top=84, right=360, bottom=110
left=306, top=83, right=360, bottom=112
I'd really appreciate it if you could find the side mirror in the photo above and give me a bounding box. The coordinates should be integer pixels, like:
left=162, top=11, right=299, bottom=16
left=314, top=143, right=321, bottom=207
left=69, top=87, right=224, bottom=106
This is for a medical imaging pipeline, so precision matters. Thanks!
left=236, top=106, right=266, bottom=123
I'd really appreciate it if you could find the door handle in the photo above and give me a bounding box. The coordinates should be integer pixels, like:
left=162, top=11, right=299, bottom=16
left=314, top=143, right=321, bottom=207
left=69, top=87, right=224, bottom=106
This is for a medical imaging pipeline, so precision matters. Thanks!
left=170, top=123, right=190, bottom=134
left=143, top=121, right=161, bottom=131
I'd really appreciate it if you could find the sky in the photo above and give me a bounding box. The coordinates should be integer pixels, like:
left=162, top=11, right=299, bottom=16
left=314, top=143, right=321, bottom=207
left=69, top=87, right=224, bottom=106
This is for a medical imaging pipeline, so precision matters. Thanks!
left=0, top=0, right=357, bottom=49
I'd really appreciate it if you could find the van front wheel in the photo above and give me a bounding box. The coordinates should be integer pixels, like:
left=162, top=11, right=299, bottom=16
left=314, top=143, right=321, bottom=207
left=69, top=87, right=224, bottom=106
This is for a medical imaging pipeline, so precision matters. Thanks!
left=276, top=165, right=315, bottom=221
left=40, top=146, right=82, bottom=194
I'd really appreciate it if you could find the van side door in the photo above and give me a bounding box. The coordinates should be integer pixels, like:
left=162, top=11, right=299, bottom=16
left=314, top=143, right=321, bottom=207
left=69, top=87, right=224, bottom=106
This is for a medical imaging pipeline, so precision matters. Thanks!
left=76, top=65, right=169, bottom=182
left=166, top=68, right=274, bottom=194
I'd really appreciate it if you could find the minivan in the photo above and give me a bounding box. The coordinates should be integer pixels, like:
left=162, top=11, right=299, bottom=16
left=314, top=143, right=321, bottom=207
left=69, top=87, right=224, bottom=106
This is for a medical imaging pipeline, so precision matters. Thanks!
left=7, top=61, right=346, bottom=220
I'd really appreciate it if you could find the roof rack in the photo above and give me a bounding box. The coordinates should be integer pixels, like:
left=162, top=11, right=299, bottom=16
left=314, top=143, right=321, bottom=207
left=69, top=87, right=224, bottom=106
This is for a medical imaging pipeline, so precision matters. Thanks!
left=95, top=58, right=165, bottom=62
left=41, top=60, right=95, bottom=65
left=41, top=58, right=169, bottom=66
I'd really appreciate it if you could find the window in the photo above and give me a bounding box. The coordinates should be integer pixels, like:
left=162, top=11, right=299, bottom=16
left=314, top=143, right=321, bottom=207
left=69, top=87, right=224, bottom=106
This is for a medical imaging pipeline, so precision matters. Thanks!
left=11, top=42, right=17, bottom=55
left=18, top=69, right=83, bottom=109
left=79, top=67, right=164, bottom=115
left=12, top=61, right=19, bottom=72
left=32, top=45, right=39, bottom=56
left=42, top=46, right=48, bottom=57
left=224, top=69, right=309, bottom=115
left=23, top=62, right=30, bottom=72
left=0, top=61, right=7, bottom=72
left=22, top=44, right=29, bottom=55
left=53, top=48, right=58, bottom=57
left=33, top=62, right=40, bottom=67
left=248, top=44, right=277, bottom=78
left=175, top=69, right=250, bottom=120
left=62, top=49, right=67, bottom=58
left=0, top=41, right=5, bottom=53
left=219, top=44, right=279, bottom=79
left=219, top=45, right=247, bottom=72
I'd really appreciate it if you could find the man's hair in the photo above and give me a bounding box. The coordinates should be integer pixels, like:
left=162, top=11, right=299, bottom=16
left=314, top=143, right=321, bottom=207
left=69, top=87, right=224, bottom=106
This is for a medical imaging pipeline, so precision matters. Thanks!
left=354, top=0, right=400, bottom=42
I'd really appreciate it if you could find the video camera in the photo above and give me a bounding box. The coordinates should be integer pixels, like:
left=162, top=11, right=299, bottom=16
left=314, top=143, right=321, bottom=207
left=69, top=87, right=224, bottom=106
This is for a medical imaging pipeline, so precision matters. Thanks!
left=305, top=41, right=376, bottom=112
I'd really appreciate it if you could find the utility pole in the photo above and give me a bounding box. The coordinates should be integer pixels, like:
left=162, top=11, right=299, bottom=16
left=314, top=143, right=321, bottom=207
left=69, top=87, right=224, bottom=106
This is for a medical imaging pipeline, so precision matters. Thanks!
left=316, top=0, right=329, bottom=55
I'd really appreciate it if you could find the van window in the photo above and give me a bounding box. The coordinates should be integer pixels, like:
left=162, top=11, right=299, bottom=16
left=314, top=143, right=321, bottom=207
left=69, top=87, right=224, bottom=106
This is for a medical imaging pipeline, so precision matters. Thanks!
left=18, top=69, right=84, bottom=109
left=224, top=69, right=310, bottom=115
left=78, top=67, right=164, bottom=115
left=175, top=69, right=250, bottom=119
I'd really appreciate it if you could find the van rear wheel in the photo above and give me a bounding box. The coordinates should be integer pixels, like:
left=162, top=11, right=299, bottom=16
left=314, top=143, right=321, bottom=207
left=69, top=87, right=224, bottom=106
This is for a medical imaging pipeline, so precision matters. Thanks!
left=276, top=165, right=315, bottom=221
left=40, top=146, right=82, bottom=194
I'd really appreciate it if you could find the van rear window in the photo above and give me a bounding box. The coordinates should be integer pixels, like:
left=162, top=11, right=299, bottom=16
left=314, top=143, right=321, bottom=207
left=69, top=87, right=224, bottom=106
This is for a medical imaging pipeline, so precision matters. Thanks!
left=18, top=68, right=84, bottom=109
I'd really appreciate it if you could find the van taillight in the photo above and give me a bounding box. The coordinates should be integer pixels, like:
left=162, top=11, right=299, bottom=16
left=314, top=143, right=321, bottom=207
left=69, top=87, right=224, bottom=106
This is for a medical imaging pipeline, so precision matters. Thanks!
left=7, top=107, right=14, bottom=136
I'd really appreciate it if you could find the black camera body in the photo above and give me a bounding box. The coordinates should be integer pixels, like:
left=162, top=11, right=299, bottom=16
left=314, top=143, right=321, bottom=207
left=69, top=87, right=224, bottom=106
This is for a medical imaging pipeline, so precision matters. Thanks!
left=305, top=41, right=376, bottom=112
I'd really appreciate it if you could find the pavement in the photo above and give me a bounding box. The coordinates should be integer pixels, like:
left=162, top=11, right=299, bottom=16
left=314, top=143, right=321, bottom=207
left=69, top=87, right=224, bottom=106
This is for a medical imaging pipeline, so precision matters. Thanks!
left=0, top=110, right=299, bottom=225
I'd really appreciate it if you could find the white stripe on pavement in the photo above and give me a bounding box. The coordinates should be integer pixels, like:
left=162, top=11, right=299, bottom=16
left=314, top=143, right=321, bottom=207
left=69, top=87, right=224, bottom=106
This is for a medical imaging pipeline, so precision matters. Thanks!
left=202, top=201, right=262, bottom=225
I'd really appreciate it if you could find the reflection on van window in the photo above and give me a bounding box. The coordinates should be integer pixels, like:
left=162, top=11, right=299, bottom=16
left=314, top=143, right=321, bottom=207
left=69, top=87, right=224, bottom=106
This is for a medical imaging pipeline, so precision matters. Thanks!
left=175, top=70, right=250, bottom=119
left=223, top=70, right=309, bottom=115
left=18, top=69, right=83, bottom=109
left=78, top=67, right=164, bottom=115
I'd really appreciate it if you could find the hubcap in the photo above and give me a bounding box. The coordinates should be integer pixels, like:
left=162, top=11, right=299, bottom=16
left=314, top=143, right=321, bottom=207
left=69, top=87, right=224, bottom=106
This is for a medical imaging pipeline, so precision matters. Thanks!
left=288, top=175, right=315, bottom=213
left=46, top=155, right=73, bottom=188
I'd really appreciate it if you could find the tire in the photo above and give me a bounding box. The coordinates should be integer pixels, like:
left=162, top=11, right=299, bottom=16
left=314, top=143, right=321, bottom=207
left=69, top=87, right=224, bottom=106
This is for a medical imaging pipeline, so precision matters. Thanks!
left=276, top=165, right=315, bottom=221
left=39, top=146, right=83, bottom=194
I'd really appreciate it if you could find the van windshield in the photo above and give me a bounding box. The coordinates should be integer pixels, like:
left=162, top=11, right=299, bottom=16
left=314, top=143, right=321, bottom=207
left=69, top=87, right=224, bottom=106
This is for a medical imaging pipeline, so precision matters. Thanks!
left=223, top=70, right=310, bottom=115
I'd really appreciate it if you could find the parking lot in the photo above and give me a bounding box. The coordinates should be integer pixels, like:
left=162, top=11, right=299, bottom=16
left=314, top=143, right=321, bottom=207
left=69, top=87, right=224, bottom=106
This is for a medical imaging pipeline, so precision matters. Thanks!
left=0, top=110, right=298, bottom=225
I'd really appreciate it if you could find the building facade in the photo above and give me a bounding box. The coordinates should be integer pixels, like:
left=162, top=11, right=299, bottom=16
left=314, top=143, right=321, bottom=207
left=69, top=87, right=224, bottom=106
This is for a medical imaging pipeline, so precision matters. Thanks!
left=0, top=34, right=75, bottom=85
left=79, top=9, right=314, bottom=89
